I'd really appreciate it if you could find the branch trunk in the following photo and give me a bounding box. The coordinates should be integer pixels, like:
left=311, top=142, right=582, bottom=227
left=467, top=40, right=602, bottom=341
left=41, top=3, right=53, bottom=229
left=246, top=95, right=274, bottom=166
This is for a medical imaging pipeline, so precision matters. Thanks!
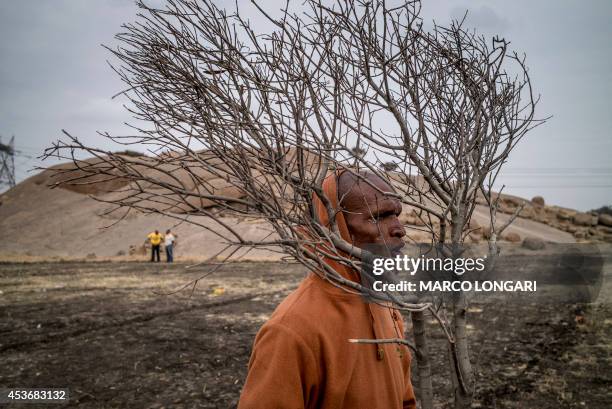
left=451, top=291, right=475, bottom=409
left=411, top=311, right=433, bottom=409
left=449, top=209, right=475, bottom=409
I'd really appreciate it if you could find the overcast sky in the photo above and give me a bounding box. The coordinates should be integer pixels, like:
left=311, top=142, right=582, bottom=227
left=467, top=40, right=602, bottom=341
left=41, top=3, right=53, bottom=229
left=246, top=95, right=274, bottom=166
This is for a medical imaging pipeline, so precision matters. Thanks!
left=1, top=0, right=610, bottom=211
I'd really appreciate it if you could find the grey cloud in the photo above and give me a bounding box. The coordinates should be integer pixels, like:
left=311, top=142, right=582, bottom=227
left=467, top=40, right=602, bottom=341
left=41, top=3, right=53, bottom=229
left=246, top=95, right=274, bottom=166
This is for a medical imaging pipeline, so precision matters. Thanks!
left=0, top=0, right=610, bottom=210
left=450, top=5, right=511, bottom=32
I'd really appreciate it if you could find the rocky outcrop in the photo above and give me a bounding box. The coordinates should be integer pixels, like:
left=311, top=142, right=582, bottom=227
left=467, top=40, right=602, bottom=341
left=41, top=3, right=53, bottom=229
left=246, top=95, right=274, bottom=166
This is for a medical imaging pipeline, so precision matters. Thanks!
left=531, top=196, right=545, bottom=207
left=573, top=212, right=597, bottom=226
left=522, top=236, right=545, bottom=250
left=599, top=213, right=612, bottom=227
left=474, top=191, right=612, bottom=243
left=503, top=232, right=521, bottom=243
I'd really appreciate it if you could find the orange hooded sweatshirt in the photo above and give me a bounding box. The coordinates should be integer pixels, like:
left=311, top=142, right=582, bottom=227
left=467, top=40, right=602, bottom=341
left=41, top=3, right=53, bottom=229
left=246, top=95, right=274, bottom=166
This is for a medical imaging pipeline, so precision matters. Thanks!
left=238, top=172, right=416, bottom=409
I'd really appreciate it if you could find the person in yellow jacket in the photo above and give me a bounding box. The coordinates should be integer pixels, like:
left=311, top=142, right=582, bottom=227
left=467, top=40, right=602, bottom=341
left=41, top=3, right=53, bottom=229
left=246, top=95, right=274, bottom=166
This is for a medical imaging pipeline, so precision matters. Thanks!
left=146, top=230, right=163, bottom=262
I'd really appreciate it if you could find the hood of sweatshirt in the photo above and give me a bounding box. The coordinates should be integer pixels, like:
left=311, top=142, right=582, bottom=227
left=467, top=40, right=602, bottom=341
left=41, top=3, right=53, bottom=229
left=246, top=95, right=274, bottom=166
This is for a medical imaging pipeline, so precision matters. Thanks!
left=311, top=169, right=363, bottom=284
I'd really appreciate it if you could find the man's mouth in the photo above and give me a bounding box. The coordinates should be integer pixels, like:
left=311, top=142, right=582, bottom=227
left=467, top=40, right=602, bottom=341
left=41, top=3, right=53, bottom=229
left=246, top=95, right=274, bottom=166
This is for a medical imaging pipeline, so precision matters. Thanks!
left=390, top=242, right=405, bottom=256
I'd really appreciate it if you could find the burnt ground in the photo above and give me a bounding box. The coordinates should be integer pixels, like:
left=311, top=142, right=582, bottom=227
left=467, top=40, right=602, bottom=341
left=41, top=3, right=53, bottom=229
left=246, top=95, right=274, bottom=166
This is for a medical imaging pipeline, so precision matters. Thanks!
left=0, top=261, right=610, bottom=408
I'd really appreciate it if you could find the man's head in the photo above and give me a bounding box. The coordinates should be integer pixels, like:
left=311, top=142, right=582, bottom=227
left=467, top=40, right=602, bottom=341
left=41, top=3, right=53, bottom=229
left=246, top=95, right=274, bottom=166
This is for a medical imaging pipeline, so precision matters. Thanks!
left=338, top=171, right=405, bottom=256
left=166, top=229, right=171, bottom=234
left=155, top=230, right=159, bottom=234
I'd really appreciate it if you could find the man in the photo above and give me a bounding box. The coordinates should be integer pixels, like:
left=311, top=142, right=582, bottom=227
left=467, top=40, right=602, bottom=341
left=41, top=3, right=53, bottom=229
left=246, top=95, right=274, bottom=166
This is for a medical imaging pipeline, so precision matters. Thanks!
left=238, top=171, right=416, bottom=409
left=164, top=229, right=176, bottom=263
left=146, top=230, right=163, bottom=262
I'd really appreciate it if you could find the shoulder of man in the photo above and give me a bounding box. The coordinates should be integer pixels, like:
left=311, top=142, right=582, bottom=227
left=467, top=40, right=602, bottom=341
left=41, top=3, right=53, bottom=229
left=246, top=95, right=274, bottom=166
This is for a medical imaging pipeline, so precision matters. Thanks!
left=239, top=317, right=322, bottom=409
left=255, top=280, right=328, bottom=345
left=260, top=275, right=362, bottom=346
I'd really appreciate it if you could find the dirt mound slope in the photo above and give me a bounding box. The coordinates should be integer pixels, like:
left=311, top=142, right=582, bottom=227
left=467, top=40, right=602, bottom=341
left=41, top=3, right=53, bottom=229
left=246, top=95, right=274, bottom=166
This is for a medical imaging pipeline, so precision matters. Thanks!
left=28, top=158, right=131, bottom=195
left=2, top=157, right=599, bottom=261
left=0, top=166, right=277, bottom=261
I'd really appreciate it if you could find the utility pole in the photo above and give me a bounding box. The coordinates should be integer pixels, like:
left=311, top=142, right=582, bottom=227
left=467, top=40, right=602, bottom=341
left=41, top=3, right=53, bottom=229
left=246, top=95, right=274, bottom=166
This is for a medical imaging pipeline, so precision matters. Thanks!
left=0, top=135, right=16, bottom=189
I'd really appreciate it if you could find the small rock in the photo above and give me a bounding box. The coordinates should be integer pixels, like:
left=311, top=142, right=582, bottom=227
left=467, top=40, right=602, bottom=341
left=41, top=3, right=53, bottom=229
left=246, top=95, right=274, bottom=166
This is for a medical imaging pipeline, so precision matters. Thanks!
left=468, top=218, right=481, bottom=230
left=399, top=213, right=417, bottom=225
left=574, top=230, right=586, bottom=239
left=573, top=212, right=596, bottom=226
left=468, top=219, right=483, bottom=238
left=129, top=244, right=147, bottom=256
left=503, top=196, right=523, bottom=207
left=412, top=216, right=427, bottom=226
left=467, top=233, right=482, bottom=243
left=503, top=232, right=521, bottom=242
left=598, top=213, right=612, bottom=227
left=522, top=237, right=545, bottom=250
left=557, top=209, right=574, bottom=221
left=519, top=206, right=535, bottom=219
left=482, top=227, right=492, bottom=240
left=531, top=196, right=545, bottom=207
left=596, top=225, right=612, bottom=234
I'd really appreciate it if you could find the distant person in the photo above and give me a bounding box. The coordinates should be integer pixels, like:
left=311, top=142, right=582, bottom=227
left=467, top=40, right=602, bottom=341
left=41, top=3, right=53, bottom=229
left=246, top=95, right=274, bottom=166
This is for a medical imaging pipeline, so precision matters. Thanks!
left=164, top=229, right=177, bottom=263
left=146, top=230, right=163, bottom=262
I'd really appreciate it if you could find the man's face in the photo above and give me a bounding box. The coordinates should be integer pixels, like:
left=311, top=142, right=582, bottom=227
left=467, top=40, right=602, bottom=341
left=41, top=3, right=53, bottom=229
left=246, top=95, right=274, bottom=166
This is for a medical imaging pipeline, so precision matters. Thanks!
left=339, top=173, right=406, bottom=256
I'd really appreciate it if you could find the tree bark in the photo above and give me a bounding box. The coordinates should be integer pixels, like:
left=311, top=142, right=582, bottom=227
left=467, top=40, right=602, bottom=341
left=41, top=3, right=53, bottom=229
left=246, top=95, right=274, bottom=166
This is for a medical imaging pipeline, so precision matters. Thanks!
left=451, top=291, right=475, bottom=409
left=411, top=311, right=433, bottom=409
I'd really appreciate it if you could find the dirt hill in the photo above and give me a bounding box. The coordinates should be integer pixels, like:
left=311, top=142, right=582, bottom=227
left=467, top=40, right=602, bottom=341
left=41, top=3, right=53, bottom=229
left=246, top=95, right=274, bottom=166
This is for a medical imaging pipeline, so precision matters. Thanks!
left=2, top=159, right=609, bottom=262
left=0, top=164, right=278, bottom=261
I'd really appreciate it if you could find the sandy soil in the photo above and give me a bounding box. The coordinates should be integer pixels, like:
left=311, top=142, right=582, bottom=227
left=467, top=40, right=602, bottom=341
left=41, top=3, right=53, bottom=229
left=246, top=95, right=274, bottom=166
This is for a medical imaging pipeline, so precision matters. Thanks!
left=0, top=261, right=610, bottom=408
